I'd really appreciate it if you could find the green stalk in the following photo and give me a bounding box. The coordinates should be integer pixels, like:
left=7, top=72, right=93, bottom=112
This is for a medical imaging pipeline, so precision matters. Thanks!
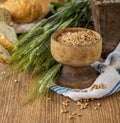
left=38, top=64, right=62, bottom=93
left=16, top=19, right=47, bottom=48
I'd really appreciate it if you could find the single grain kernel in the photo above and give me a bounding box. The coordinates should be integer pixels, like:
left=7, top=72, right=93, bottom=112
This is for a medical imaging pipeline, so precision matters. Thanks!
left=65, top=103, right=69, bottom=106
left=97, top=103, right=101, bottom=106
left=77, top=113, right=82, bottom=116
left=62, top=102, right=66, bottom=105
left=72, top=112, right=77, bottom=115
left=85, top=102, right=89, bottom=106
left=63, top=110, right=69, bottom=113
left=65, top=99, right=70, bottom=103
left=80, top=106, right=84, bottom=109
left=61, top=108, right=69, bottom=113
left=86, top=99, right=89, bottom=102
left=76, top=101, right=82, bottom=106
left=94, top=107, right=98, bottom=110
left=14, top=79, right=17, bottom=82
left=83, top=105, right=86, bottom=109
left=61, top=108, right=64, bottom=113
left=14, top=79, right=19, bottom=83
left=69, top=115, right=74, bottom=119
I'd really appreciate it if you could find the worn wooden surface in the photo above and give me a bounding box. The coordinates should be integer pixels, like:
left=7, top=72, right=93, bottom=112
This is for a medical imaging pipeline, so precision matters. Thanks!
left=92, top=1, right=120, bottom=58
left=0, top=64, right=120, bottom=123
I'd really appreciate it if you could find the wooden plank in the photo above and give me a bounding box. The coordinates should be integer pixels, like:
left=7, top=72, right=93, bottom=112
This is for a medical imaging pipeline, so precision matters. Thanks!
left=0, top=64, right=120, bottom=123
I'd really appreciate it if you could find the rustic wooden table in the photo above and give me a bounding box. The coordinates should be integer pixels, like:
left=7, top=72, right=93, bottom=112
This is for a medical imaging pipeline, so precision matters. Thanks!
left=0, top=64, right=120, bottom=123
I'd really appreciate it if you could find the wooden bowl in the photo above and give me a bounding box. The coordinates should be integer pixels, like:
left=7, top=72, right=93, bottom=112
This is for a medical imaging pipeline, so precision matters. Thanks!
left=50, top=28, right=102, bottom=88
left=51, top=28, right=102, bottom=67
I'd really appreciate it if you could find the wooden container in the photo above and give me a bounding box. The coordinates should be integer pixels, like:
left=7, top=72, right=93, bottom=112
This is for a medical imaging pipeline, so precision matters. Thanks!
left=51, top=28, right=102, bottom=67
left=92, top=0, right=120, bottom=58
left=51, top=28, right=102, bottom=88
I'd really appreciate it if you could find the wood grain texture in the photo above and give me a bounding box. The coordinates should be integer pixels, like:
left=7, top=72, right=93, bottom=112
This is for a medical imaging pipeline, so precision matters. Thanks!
left=92, top=1, right=120, bottom=58
left=0, top=64, right=120, bottom=123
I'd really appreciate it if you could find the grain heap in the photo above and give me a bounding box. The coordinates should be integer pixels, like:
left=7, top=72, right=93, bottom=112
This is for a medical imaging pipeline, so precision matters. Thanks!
left=57, top=30, right=98, bottom=46
left=59, top=98, right=103, bottom=120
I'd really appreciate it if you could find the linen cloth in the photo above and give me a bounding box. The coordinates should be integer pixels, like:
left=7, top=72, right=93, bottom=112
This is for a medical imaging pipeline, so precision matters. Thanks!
left=50, top=43, right=120, bottom=101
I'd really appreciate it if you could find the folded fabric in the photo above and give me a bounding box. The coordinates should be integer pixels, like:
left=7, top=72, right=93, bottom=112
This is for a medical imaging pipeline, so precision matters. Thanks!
left=50, top=43, right=120, bottom=101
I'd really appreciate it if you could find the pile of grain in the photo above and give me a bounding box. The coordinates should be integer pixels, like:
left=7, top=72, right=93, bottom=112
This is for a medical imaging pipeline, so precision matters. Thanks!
left=57, top=30, right=98, bottom=46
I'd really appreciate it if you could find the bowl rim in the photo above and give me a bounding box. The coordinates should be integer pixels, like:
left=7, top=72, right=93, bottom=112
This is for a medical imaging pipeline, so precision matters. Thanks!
left=51, top=27, right=102, bottom=48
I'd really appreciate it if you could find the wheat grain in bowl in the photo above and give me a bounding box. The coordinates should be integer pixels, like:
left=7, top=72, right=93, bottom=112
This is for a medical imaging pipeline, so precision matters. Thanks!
left=56, top=30, right=99, bottom=46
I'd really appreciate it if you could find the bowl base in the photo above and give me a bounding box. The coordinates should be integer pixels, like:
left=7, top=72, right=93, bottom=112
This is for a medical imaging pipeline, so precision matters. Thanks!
left=56, top=65, right=98, bottom=88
